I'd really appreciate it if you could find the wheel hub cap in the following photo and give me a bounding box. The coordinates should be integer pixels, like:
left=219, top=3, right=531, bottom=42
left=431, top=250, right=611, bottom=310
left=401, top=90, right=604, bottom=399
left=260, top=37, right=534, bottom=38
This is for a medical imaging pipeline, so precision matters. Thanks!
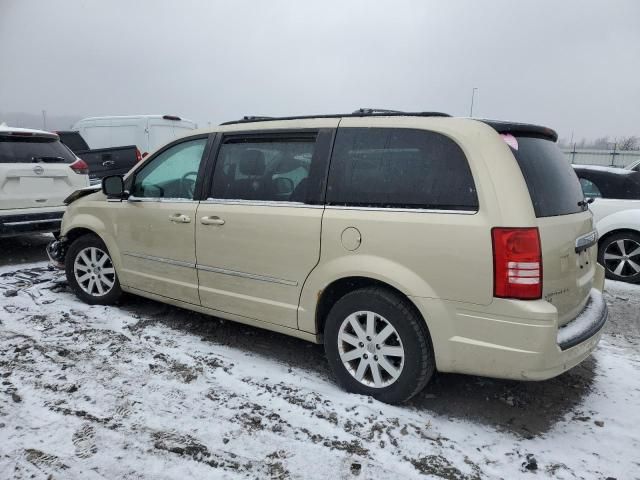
left=73, top=246, right=116, bottom=297
left=337, top=310, right=405, bottom=389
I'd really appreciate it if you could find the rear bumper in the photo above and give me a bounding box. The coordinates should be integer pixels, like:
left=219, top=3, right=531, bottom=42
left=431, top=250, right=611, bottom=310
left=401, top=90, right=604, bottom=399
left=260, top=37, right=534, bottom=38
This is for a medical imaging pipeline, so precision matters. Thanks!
left=412, top=265, right=608, bottom=381
left=0, top=209, right=65, bottom=237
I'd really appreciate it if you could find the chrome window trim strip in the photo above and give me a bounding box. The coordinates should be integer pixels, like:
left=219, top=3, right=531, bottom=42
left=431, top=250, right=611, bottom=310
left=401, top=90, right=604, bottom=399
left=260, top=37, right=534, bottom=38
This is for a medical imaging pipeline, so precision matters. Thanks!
left=196, top=264, right=298, bottom=286
left=122, top=251, right=196, bottom=269
left=325, top=205, right=478, bottom=215
left=203, top=198, right=323, bottom=209
left=127, top=196, right=197, bottom=203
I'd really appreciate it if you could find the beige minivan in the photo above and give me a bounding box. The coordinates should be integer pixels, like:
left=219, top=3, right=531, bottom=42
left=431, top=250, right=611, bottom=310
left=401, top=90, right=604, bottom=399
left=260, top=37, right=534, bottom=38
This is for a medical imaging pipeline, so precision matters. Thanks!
left=48, top=110, right=608, bottom=404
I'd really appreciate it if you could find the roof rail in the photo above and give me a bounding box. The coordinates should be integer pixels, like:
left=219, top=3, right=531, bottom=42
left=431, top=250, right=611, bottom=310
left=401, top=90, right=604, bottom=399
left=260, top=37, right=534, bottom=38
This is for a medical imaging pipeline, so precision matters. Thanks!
left=220, top=109, right=451, bottom=126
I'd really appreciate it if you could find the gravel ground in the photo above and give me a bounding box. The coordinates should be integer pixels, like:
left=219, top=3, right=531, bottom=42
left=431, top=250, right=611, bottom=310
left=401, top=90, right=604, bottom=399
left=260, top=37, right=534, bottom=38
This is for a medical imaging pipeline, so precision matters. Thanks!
left=0, top=260, right=638, bottom=479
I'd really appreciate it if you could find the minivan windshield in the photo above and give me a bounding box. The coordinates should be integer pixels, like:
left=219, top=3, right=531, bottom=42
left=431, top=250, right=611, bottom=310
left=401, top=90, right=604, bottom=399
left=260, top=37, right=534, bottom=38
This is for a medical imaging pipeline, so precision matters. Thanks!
left=509, top=135, right=585, bottom=217
left=0, top=136, right=76, bottom=164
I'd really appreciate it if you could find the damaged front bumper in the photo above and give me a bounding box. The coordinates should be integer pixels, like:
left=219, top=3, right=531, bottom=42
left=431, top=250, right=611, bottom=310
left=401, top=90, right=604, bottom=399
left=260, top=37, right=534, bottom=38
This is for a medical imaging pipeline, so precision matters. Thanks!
left=46, top=238, right=68, bottom=269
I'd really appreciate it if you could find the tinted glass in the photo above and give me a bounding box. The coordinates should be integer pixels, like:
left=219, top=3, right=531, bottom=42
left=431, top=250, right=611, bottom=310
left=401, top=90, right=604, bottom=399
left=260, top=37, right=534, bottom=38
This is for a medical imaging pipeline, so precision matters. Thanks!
left=0, top=136, right=76, bottom=164
left=57, top=132, right=89, bottom=153
left=212, top=138, right=316, bottom=202
left=131, top=138, right=206, bottom=199
left=511, top=136, right=584, bottom=217
left=326, top=128, right=478, bottom=210
left=579, top=178, right=603, bottom=198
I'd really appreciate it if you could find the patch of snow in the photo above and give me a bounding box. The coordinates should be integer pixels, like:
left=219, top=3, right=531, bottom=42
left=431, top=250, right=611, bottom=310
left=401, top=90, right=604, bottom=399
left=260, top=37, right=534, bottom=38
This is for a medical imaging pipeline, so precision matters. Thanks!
left=0, top=264, right=639, bottom=479
left=572, top=164, right=635, bottom=175
left=557, top=288, right=606, bottom=345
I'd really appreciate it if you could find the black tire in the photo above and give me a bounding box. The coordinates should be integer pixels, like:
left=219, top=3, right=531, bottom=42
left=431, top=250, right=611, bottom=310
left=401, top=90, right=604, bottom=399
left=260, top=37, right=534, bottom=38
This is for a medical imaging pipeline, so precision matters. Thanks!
left=598, top=231, right=640, bottom=284
left=65, top=234, right=123, bottom=305
left=323, top=287, right=435, bottom=404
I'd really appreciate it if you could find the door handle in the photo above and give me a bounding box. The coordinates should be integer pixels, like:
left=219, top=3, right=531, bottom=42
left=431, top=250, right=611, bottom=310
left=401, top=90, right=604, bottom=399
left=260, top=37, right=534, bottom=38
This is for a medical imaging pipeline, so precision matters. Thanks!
left=169, top=213, right=191, bottom=223
left=200, top=216, right=225, bottom=226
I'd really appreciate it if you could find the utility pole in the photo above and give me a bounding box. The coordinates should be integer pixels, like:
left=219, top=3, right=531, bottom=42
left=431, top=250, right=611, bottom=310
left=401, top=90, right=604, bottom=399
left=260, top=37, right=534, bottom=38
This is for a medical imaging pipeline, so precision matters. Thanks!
left=469, top=87, right=478, bottom=117
left=42, top=110, right=47, bottom=130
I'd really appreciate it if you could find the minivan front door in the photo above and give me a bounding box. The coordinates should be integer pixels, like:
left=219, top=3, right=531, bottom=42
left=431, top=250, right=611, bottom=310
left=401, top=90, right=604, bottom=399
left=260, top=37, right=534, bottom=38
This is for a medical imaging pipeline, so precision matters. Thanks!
left=195, top=128, right=336, bottom=328
left=115, top=136, right=209, bottom=304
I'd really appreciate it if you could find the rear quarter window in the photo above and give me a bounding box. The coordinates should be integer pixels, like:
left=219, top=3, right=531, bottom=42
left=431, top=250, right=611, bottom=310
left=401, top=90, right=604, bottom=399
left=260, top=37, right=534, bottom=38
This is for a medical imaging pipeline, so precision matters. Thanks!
left=326, top=128, right=478, bottom=211
left=0, top=136, right=76, bottom=164
left=510, top=136, right=584, bottom=217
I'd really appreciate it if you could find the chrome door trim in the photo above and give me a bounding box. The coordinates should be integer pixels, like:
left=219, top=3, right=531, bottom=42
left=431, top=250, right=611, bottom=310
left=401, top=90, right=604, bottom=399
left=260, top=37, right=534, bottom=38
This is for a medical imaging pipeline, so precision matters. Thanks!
left=122, top=251, right=196, bottom=269
left=127, top=196, right=198, bottom=203
left=203, top=198, right=323, bottom=209
left=325, top=205, right=478, bottom=215
left=196, top=264, right=298, bottom=286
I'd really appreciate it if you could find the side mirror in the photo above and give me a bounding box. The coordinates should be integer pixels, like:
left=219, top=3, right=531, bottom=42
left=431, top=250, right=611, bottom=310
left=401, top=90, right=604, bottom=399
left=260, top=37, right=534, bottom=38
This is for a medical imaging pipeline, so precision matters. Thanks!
left=102, top=175, right=127, bottom=200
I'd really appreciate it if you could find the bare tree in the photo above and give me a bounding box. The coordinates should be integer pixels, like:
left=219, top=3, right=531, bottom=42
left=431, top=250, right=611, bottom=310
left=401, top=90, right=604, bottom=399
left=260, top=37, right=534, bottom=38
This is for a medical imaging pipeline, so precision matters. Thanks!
left=617, top=136, right=640, bottom=151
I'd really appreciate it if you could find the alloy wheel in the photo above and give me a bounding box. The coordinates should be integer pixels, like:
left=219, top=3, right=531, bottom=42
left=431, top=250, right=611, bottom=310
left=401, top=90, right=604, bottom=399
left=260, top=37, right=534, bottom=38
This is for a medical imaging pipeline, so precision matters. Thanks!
left=337, top=310, right=405, bottom=388
left=73, top=247, right=116, bottom=297
left=603, top=239, right=640, bottom=278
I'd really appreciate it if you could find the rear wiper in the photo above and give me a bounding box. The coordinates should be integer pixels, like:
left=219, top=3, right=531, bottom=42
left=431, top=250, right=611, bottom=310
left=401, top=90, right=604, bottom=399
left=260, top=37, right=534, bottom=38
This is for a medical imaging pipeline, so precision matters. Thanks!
left=577, top=198, right=595, bottom=208
left=32, top=156, right=66, bottom=163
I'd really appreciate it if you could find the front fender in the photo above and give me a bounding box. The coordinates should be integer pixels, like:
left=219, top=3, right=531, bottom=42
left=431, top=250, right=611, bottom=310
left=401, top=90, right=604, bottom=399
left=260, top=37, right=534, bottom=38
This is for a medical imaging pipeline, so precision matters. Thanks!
left=61, top=206, right=124, bottom=281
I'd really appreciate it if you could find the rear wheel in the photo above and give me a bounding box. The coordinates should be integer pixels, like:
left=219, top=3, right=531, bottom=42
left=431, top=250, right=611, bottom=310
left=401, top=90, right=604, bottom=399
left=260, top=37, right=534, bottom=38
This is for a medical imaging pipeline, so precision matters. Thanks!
left=598, top=231, right=640, bottom=283
left=324, top=287, right=435, bottom=404
left=65, top=234, right=122, bottom=304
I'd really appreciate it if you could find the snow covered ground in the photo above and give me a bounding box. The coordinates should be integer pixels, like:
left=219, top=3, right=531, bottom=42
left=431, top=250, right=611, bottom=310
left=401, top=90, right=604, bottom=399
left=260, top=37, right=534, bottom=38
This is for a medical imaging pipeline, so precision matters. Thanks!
left=0, top=262, right=638, bottom=479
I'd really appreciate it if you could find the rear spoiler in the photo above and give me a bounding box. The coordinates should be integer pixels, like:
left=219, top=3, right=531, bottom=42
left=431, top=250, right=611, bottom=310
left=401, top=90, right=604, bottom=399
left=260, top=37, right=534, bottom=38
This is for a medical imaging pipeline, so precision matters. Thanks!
left=480, top=120, right=558, bottom=142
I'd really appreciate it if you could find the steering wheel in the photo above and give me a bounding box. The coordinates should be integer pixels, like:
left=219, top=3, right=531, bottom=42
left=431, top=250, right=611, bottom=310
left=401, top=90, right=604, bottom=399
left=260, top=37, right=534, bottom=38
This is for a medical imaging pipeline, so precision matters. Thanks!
left=180, top=171, right=198, bottom=199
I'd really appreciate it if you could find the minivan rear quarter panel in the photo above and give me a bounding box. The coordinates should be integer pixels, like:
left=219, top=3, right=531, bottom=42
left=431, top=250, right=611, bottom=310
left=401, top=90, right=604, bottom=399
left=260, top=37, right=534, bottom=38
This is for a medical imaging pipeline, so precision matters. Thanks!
left=298, top=118, right=541, bottom=334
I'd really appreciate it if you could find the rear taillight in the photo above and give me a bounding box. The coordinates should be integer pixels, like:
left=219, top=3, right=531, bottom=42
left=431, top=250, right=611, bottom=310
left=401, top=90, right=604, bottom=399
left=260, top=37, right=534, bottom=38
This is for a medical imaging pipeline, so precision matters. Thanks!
left=135, top=148, right=142, bottom=162
left=492, top=227, right=542, bottom=300
left=70, top=158, right=89, bottom=174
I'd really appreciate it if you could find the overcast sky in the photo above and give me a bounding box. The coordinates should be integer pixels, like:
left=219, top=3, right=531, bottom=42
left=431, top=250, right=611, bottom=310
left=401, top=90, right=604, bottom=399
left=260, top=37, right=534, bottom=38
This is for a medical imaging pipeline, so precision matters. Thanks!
left=1, top=0, right=638, bottom=141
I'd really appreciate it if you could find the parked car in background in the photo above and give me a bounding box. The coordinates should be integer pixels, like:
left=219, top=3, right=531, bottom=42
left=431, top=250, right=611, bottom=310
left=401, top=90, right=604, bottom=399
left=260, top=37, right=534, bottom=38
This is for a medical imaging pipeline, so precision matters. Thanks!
left=57, top=130, right=141, bottom=185
left=72, top=115, right=197, bottom=158
left=49, top=111, right=607, bottom=404
left=573, top=165, right=640, bottom=283
left=0, top=126, right=89, bottom=237
left=626, top=159, right=640, bottom=172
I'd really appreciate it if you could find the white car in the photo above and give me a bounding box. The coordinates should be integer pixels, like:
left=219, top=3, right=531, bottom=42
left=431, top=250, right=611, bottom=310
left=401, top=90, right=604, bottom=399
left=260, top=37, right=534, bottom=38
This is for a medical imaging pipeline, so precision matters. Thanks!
left=72, top=115, right=197, bottom=157
left=0, top=126, right=89, bottom=237
left=573, top=164, right=640, bottom=283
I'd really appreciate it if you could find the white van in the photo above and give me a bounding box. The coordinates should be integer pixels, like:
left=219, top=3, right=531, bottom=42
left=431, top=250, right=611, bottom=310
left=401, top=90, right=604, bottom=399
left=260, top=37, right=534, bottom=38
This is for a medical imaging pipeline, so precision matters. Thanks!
left=72, top=115, right=197, bottom=156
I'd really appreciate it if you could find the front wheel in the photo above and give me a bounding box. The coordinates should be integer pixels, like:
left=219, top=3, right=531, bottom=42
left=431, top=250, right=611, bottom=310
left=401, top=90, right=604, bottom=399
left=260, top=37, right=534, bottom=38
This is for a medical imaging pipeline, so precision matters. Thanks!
left=324, top=287, right=435, bottom=404
left=598, top=231, right=640, bottom=283
left=65, top=234, right=122, bottom=304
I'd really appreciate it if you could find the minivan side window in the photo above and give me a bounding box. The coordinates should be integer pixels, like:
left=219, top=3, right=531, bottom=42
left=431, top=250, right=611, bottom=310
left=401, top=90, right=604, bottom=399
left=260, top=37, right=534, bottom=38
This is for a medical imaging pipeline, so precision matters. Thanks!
left=211, top=136, right=316, bottom=202
left=326, top=128, right=478, bottom=211
left=131, top=138, right=206, bottom=199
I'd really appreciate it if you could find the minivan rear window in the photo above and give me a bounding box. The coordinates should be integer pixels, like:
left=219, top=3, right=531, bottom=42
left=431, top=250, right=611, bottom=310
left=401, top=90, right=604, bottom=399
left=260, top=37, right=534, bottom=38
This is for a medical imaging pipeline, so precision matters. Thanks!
left=509, top=136, right=584, bottom=217
left=0, top=136, right=76, bottom=164
left=326, top=128, right=478, bottom=211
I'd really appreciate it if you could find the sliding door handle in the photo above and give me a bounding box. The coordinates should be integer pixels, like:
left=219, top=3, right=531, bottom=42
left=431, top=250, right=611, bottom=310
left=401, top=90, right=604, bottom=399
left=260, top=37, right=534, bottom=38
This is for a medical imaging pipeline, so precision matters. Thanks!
left=201, top=216, right=225, bottom=226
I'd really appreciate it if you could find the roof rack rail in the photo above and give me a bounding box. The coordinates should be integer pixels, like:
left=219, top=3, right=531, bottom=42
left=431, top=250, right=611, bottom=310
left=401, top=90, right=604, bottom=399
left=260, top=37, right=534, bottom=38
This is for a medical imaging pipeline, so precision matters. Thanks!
left=220, top=109, right=451, bottom=126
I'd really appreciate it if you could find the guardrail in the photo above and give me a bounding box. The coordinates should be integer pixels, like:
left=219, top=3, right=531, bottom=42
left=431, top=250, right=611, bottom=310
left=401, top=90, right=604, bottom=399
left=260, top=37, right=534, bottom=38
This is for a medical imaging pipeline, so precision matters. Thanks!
left=561, top=148, right=640, bottom=168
